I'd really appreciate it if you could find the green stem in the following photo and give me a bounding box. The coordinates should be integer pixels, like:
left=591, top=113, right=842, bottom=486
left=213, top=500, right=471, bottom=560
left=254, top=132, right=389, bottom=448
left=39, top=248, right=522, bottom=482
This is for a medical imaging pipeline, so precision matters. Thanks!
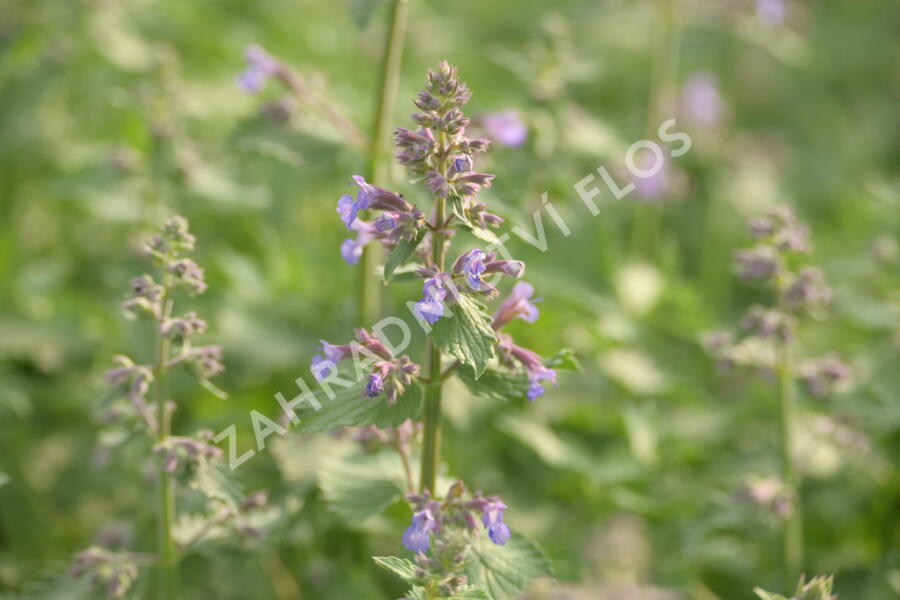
left=628, top=0, right=680, bottom=259
left=420, top=131, right=447, bottom=494
left=776, top=288, right=802, bottom=588
left=357, top=0, right=411, bottom=326
left=155, top=278, right=177, bottom=600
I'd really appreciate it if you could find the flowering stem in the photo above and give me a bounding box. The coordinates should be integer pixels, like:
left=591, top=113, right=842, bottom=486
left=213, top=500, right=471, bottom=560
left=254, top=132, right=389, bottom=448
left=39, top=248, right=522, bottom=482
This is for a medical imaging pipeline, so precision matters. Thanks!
left=358, top=0, right=411, bottom=326
left=421, top=129, right=447, bottom=494
left=776, top=286, right=802, bottom=587
left=154, top=275, right=178, bottom=600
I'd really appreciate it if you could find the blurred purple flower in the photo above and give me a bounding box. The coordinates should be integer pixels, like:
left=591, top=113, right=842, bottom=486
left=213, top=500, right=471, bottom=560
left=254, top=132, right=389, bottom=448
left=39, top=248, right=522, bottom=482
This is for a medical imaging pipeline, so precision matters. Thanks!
left=682, top=71, right=723, bottom=126
left=237, top=44, right=279, bottom=93
left=632, top=152, right=669, bottom=200
left=481, top=111, right=527, bottom=148
left=757, top=0, right=786, bottom=26
left=402, top=508, right=436, bottom=553
left=481, top=500, right=511, bottom=545
left=340, top=221, right=376, bottom=265
left=492, top=282, right=540, bottom=329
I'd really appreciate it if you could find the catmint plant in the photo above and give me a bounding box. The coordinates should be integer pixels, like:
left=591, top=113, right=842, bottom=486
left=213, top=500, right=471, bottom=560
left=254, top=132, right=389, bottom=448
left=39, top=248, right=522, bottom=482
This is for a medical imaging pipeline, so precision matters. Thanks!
left=69, top=217, right=265, bottom=599
left=703, top=205, right=851, bottom=586
left=310, top=62, right=569, bottom=600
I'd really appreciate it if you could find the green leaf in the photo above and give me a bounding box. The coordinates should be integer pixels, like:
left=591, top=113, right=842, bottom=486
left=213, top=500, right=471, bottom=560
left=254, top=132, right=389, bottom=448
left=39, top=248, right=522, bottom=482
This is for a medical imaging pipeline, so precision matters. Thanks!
left=544, top=347, right=582, bottom=371
left=753, top=589, right=786, bottom=600
left=464, top=534, right=553, bottom=600
left=319, top=451, right=407, bottom=522
left=0, top=471, right=8, bottom=488
left=384, top=230, right=425, bottom=282
left=189, top=459, right=244, bottom=512
left=404, top=587, right=489, bottom=600
left=373, top=556, right=418, bottom=582
left=464, top=223, right=503, bottom=246
left=432, top=294, right=496, bottom=377
left=457, top=365, right=529, bottom=402
left=294, top=380, right=422, bottom=433
left=349, top=0, right=384, bottom=29
left=448, top=194, right=470, bottom=225
left=3, top=566, right=93, bottom=600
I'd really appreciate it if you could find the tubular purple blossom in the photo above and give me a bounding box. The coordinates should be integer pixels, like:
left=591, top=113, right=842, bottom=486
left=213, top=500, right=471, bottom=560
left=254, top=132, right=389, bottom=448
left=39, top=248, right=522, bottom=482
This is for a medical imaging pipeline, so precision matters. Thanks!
left=402, top=508, right=437, bottom=553
left=492, top=282, right=540, bottom=329
left=481, top=500, right=511, bottom=545
left=414, top=278, right=448, bottom=324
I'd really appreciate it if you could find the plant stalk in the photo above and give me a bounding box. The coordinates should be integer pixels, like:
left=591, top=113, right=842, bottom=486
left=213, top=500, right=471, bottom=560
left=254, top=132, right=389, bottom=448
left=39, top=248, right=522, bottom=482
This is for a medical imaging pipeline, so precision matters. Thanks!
left=776, top=288, right=802, bottom=587
left=358, top=0, right=411, bottom=326
left=155, top=280, right=177, bottom=600
left=421, top=129, right=447, bottom=494
left=628, top=0, right=680, bottom=259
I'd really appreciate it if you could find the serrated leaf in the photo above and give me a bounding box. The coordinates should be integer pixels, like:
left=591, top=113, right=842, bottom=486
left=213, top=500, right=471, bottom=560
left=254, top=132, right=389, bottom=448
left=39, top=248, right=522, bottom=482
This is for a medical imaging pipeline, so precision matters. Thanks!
left=457, top=365, right=528, bottom=402
left=432, top=295, right=496, bottom=377
left=384, top=230, right=425, bottom=282
left=464, top=534, right=553, bottom=600
left=349, top=0, right=384, bottom=29
left=189, top=459, right=244, bottom=512
left=544, top=348, right=581, bottom=371
left=373, top=556, right=418, bottom=582
left=319, top=451, right=407, bottom=522
left=294, top=381, right=422, bottom=433
left=404, top=587, right=488, bottom=600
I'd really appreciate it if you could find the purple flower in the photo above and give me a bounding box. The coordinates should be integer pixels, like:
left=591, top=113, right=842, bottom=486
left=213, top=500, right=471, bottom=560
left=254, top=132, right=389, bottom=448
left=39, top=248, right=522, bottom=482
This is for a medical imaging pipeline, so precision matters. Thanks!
left=734, top=245, right=779, bottom=282
left=374, top=213, right=399, bottom=232
left=507, top=342, right=557, bottom=401
left=237, top=44, right=279, bottom=93
left=481, top=501, right=511, bottom=545
left=457, top=249, right=487, bottom=290
left=310, top=340, right=353, bottom=380
left=452, top=154, right=473, bottom=174
left=337, top=175, right=378, bottom=229
left=682, top=71, right=722, bottom=126
left=365, top=372, right=385, bottom=398
left=402, top=508, right=436, bottom=553
left=481, top=111, right=527, bottom=148
left=756, top=0, right=785, bottom=26
left=632, top=152, right=669, bottom=200
left=414, top=278, right=447, bottom=324
left=492, top=282, right=540, bottom=329
left=340, top=221, right=376, bottom=265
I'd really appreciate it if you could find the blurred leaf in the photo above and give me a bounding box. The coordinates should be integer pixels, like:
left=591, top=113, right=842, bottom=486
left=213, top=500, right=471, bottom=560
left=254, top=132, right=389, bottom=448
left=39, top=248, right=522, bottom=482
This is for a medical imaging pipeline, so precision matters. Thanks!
left=373, top=556, right=417, bottom=582
left=349, top=0, right=384, bottom=29
left=294, top=381, right=422, bottom=433
left=318, top=450, right=407, bottom=522
left=189, top=459, right=245, bottom=512
left=433, top=295, right=496, bottom=377
left=384, top=229, right=426, bottom=282
left=545, top=347, right=581, bottom=371
left=1, top=568, right=92, bottom=600
left=0, top=471, right=8, bottom=487
left=464, top=534, right=553, bottom=600
left=457, top=364, right=528, bottom=403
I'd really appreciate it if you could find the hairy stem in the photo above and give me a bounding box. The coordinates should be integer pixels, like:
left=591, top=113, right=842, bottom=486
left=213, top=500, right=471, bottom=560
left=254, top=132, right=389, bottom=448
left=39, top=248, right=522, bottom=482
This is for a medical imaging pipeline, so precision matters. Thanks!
left=358, top=0, right=411, bottom=326
left=154, top=276, right=177, bottom=600
left=421, top=130, right=447, bottom=494
left=776, top=287, right=802, bottom=587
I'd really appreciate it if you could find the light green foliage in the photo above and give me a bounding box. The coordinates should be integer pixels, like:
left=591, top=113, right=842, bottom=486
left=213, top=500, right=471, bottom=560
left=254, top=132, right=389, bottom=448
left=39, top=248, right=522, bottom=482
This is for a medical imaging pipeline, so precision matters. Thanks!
left=432, top=295, right=497, bottom=377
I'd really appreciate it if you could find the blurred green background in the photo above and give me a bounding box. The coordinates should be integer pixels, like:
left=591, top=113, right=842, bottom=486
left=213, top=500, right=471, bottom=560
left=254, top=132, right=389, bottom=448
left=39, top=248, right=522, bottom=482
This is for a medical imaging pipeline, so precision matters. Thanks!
left=1, top=0, right=899, bottom=598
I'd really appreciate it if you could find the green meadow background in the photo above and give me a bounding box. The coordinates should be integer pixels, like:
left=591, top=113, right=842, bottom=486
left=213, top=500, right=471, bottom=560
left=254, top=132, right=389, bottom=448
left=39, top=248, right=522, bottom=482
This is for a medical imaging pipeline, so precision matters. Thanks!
left=1, top=0, right=898, bottom=598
